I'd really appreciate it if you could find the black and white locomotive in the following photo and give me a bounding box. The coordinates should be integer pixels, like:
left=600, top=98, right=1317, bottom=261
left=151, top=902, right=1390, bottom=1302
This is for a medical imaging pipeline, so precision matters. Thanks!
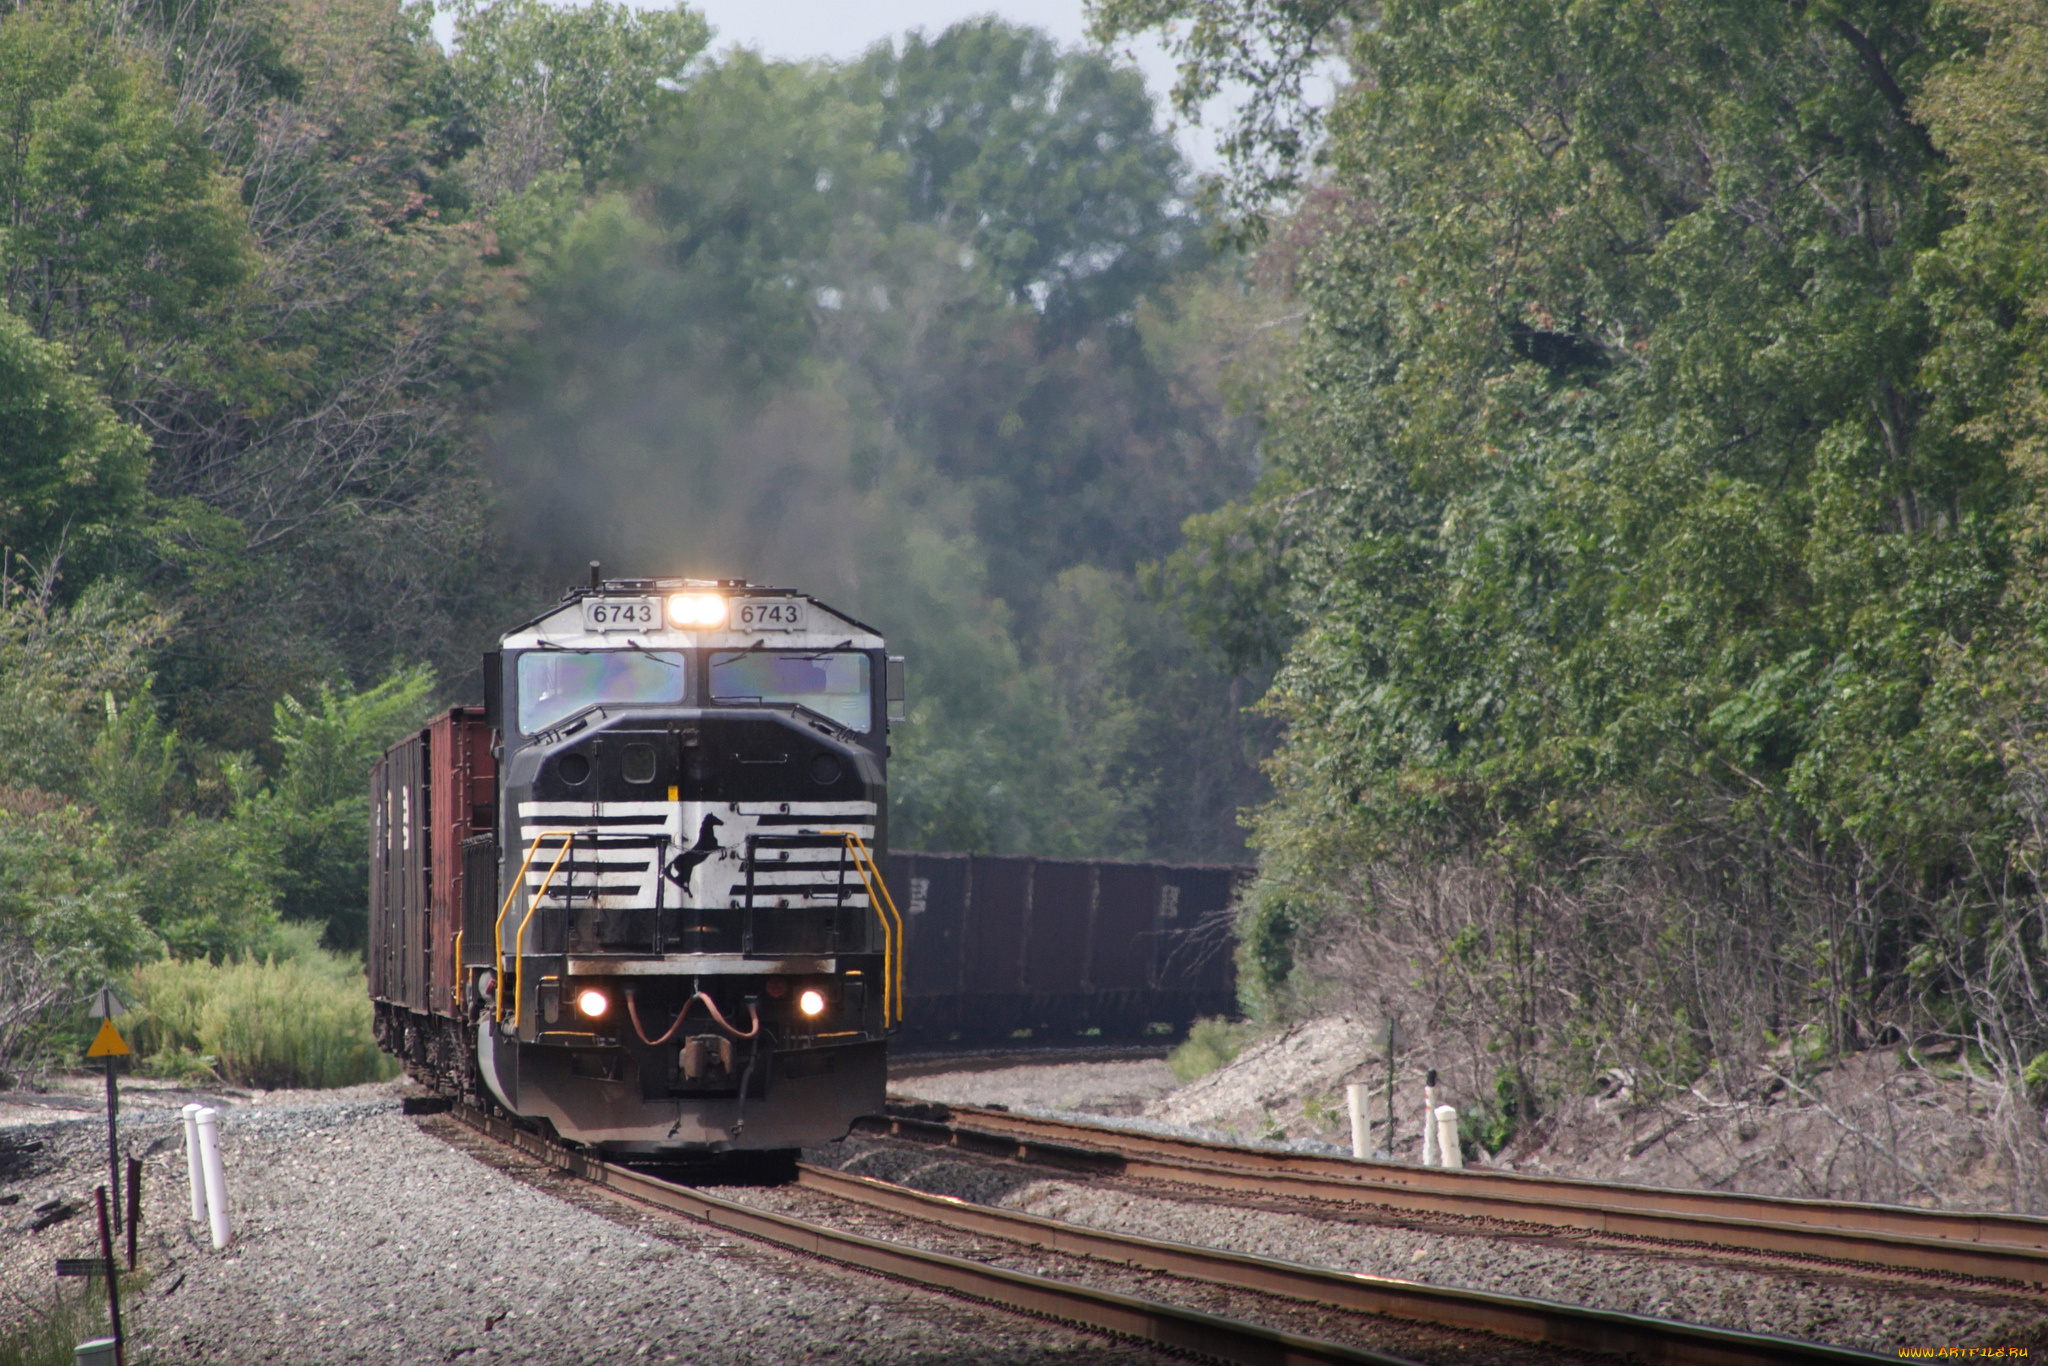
left=369, top=570, right=905, bottom=1156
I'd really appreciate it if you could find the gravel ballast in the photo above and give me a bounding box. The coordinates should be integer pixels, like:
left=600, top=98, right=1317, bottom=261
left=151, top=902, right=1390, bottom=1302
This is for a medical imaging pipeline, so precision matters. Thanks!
left=717, top=1178, right=1592, bottom=1366
left=2, top=1082, right=1174, bottom=1365
left=887, top=1060, right=1178, bottom=1118
left=14, top=1053, right=2046, bottom=1362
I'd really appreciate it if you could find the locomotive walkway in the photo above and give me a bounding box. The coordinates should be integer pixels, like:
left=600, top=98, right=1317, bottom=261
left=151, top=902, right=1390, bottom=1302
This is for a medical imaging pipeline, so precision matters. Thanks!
left=869, top=1099, right=2048, bottom=1288
left=452, top=1101, right=1886, bottom=1365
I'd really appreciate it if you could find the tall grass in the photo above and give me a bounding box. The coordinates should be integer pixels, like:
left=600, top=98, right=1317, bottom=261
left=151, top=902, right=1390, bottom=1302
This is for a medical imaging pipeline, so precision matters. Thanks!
left=0, top=1283, right=117, bottom=1366
left=125, top=930, right=396, bottom=1089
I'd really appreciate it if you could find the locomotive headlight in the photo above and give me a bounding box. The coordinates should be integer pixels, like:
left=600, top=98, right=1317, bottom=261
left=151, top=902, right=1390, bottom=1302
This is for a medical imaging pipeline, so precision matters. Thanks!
left=576, top=988, right=610, bottom=1019
left=667, top=592, right=727, bottom=628
left=797, top=989, right=826, bottom=1018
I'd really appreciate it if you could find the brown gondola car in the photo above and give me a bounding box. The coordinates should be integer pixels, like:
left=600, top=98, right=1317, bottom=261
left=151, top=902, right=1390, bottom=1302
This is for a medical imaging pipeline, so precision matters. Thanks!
left=885, top=853, right=1244, bottom=1050
left=370, top=575, right=905, bottom=1156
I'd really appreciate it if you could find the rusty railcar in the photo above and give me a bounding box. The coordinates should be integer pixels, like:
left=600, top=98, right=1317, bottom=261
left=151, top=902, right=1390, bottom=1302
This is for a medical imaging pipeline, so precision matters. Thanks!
left=370, top=709, right=495, bottom=1026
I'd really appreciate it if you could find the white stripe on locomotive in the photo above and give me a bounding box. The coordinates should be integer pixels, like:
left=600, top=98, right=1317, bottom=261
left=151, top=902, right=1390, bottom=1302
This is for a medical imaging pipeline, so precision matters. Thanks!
left=510, top=799, right=877, bottom=911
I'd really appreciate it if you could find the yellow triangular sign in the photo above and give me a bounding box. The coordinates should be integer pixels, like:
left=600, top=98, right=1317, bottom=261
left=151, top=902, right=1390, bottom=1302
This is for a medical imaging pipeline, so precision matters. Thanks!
left=85, top=1018, right=130, bottom=1057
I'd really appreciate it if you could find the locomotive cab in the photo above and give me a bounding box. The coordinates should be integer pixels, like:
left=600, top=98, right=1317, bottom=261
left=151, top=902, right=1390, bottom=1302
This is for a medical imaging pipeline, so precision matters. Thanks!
left=372, top=574, right=904, bottom=1156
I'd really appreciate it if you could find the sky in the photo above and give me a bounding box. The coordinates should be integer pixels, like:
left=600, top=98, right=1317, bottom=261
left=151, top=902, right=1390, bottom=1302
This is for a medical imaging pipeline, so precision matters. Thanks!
left=434, top=0, right=1231, bottom=171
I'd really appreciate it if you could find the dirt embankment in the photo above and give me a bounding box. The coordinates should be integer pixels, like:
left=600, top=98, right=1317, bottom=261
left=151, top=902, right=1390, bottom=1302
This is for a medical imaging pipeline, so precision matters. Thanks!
left=1142, top=1016, right=2038, bottom=1211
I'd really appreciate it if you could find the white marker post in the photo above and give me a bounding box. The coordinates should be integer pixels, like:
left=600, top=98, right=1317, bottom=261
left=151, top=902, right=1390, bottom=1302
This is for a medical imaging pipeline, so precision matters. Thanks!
left=180, top=1104, right=208, bottom=1222
left=194, top=1107, right=231, bottom=1248
left=1434, top=1104, right=1464, bottom=1170
left=1345, top=1083, right=1369, bottom=1159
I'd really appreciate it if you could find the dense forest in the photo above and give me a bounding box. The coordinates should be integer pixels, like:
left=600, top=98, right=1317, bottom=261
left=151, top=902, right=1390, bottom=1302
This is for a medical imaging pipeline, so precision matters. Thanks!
left=1101, top=0, right=2048, bottom=1190
left=9, top=0, right=2048, bottom=1201
left=0, top=0, right=1280, bottom=1074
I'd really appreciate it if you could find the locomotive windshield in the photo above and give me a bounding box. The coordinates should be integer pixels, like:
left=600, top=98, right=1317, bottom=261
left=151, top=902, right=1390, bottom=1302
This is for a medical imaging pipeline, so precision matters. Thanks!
left=517, top=649, right=688, bottom=733
left=709, top=650, right=871, bottom=732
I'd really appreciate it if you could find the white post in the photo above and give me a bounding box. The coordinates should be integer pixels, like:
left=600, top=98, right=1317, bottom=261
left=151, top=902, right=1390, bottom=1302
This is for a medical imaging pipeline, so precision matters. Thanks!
left=1420, top=1084, right=1440, bottom=1167
left=1434, top=1104, right=1463, bottom=1170
left=181, top=1104, right=208, bottom=1221
left=1345, top=1083, right=1368, bottom=1159
left=194, top=1107, right=231, bottom=1248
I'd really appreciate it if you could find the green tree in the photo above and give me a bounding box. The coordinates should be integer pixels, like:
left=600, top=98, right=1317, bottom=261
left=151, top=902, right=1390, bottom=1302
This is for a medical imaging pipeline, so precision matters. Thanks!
left=443, top=0, right=709, bottom=195
left=1037, top=564, right=1273, bottom=859
left=234, top=664, right=438, bottom=949
left=486, top=30, right=1276, bottom=859
left=0, top=311, right=149, bottom=567
left=1089, top=0, right=1359, bottom=222
left=1100, top=0, right=2048, bottom=1138
left=0, top=0, right=252, bottom=380
left=849, top=18, right=1198, bottom=329
left=0, top=581, right=170, bottom=1060
left=0, top=577, right=171, bottom=795
left=0, top=788, right=151, bottom=997
left=0, top=0, right=497, bottom=746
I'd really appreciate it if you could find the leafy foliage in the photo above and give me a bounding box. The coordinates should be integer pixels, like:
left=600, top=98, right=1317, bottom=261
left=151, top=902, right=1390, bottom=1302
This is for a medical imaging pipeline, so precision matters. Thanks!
left=848, top=19, right=1199, bottom=329
left=443, top=0, right=708, bottom=192
left=0, top=0, right=1285, bottom=1089
left=0, top=312, right=149, bottom=568
left=0, top=0, right=251, bottom=374
left=235, top=665, right=438, bottom=949
left=1103, top=0, right=2048, bottom=1181
left=488, top=23, right=1278, bottom=857
left=1090, top=0, right=1359, bottom=221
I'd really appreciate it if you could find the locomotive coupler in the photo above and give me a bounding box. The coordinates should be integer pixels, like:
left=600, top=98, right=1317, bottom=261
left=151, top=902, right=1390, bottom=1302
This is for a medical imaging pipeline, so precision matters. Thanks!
left=679, top=1034, right=733, bottom=1080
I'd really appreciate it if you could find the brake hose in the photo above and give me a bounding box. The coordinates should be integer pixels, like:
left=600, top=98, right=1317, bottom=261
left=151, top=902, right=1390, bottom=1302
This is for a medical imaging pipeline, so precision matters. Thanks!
left=626, top=989, right=762, bottom=1046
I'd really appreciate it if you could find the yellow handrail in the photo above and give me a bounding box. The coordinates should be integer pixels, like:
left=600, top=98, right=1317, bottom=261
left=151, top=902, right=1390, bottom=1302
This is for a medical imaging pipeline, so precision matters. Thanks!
left=494, top=830, right=579, bottom=1024
left=452, top=931, right=462, bottom=1010
left=820, top=830, right=904, bottom=1025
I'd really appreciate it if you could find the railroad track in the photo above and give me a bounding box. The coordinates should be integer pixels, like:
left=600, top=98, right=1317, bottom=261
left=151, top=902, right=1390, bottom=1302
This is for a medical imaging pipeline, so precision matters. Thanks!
left=867, top=1098, right=2048, bottom=1287
left=444, top=1102, right=1881, bottom=1365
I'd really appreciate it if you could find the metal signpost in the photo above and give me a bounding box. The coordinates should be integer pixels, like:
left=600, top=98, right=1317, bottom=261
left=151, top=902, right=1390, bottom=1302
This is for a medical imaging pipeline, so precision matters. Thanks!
left=86, top=987, right=131, bottom=1233
left=1372, top=1015, right=1406, bottom=1156
left=94, top=1185, right=125, bottom=1366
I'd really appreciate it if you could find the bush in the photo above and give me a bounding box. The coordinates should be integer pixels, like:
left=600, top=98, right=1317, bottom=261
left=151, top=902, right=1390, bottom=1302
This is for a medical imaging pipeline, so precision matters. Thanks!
left=1168, top=1016, right=1261, bottom=1084
left=124, top=945, right=396, bottom=1089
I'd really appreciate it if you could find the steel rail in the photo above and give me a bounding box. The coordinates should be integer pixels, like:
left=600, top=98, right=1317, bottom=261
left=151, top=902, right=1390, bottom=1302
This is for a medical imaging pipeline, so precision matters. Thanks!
left=870, top=1100, right=2048, bottom=1287
left=446, top=1104, right=1417, bottom=1366
left=797, top=1162, right=1884, bottom=1366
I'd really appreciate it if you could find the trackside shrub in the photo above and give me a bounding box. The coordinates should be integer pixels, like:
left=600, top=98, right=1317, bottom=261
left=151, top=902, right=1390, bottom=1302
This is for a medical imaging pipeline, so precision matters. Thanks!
left=1168, top=1016, right=1261, bottom=1083
left=125, top=948, right=396, bottom=1089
